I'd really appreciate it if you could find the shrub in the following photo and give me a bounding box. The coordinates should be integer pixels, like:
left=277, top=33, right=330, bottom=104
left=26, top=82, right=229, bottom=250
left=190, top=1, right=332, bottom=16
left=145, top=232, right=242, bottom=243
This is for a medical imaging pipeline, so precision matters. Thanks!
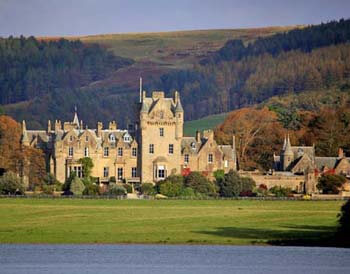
left=42, top=184, right=55, bottom=195
left=109, top=176, right=116, bottom=184
left=83, top=183, right=100, bottom=195
left=317, top=174, right=346, bottom=194
left=141, top=183, right=156, bottom=195
left=62, top=172, right=76, bottom=193
left=185, top=172, right=216, bottom=195
left=124, top=183, right=133, bottom=193
left=180, top=187, right=195, bottom=197
left=69, top=177, right=85, bottom=195
left=107, top=184, right=126, bottom=196
left=217, top=170, right=256, bottom=197
left=78, top=157, right=94, bottom=178
left=0, top=171, right=25, bottom=195
left=269, top=186, right=292, bottom=197
left=159, top=181, right=183, bottom=197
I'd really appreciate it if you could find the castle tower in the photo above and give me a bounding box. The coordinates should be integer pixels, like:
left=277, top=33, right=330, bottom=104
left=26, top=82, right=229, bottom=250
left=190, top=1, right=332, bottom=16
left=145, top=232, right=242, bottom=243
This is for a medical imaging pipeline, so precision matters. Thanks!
left=21, top=120, right=29, bottom=146
left=139, top=90, right=183, bottom=183
left=282, top=134, right=294, bottom=171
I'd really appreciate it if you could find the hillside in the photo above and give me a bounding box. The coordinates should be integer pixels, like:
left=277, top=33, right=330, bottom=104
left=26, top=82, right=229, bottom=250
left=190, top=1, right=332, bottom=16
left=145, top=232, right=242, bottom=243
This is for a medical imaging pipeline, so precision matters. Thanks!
left=184, top=113, right=228, bottom=136
left=1, top=26, right=297, bottom=128
left=3, top=19, right=350, bottom=129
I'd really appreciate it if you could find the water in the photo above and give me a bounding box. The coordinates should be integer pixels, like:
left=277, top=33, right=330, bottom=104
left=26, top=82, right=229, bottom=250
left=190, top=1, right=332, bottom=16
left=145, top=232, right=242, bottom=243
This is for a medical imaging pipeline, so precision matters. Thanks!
left=0, top=244, right=350, bottom=274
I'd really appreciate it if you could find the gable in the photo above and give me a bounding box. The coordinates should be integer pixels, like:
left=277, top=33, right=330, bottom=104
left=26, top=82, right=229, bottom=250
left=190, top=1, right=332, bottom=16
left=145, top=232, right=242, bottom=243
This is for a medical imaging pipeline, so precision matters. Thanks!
left=148, top=99, right=174, bottom=119
left=291, top=153, right=313, bottom=174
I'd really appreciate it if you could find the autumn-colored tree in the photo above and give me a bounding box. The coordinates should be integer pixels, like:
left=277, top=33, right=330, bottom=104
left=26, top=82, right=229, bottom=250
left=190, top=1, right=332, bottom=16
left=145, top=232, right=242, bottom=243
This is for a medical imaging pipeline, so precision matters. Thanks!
left=0, top=115, right=46, bottom=190
left=215, top=107, right=285, bottom=170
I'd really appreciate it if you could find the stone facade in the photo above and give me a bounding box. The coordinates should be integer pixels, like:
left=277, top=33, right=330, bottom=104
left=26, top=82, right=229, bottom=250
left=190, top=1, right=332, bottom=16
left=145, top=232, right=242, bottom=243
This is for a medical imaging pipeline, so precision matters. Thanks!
left=21, top=90, right=237, bottom=186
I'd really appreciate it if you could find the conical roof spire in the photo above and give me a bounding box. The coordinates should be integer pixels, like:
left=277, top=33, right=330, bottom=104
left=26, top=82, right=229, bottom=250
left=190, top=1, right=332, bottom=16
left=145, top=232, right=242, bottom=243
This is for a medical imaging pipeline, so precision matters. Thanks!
left=21, top=120, right=29, bottom=145
left=284, top=133, right=293, bottom=154
left=282, top=135, right=287, bottom=150
left=73, top=106, right=80, bottom=128
left=175, top=97, right=184, bottom=112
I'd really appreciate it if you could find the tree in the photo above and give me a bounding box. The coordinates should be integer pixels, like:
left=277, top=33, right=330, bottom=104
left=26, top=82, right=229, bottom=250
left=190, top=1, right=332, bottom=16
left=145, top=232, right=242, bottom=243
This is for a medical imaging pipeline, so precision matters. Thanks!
left=0, top=171, right=25, bottom=195
left=216, top=170, right=255, bottom=197
left=317, top=174, right=346, bottom=194
left=338, top=199, right=350, bottom=235
left=185, top=172, right=216, bottom=195
left=69, top=177, right=85, bottom=195
left=78, top=157, right=94, bottom=178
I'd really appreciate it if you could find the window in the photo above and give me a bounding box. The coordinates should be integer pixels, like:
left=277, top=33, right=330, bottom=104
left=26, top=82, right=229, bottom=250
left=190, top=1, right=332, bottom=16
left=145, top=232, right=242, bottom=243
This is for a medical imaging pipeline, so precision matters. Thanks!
left=208, top=154, right=213, bottom=163
left=117, top=168, right=123, bottom=180
left=84, top=147, right=89, bottom=157
left=159, top=128, right=164, bottom=137
left=149, top=144, right=154, bottom=154
left=68, top=147, right=73, bottom=157
left=184, top=154, right=189, bottom=164
left=103, top=167, right=109, bottom=178
left=191, top=142, right=196, bottom=149
left=109, top=134, right=115, bottom=142
left=85, top=135, right=89, bottom=142
left=124, top=135, right=130, bottom=142
left=158, top=165, right=165, bottom=179
left=118, top=147, right=123, bottom=156
left=73, top=166, right=82, bottom=178
left=132, top=147, right=137, bottom=157
left=70, top=135, right=73, bottom=142
left=132, top=167, right=137, bottom=178
left=104, top=147, right=109, bottom=157
left=169, top=144, right=174, bottom=154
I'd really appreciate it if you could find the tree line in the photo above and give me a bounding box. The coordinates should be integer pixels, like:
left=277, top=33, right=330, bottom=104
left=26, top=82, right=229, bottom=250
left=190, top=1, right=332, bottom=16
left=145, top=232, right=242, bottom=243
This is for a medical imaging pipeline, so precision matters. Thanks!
left=0, top=36, right=133, bottom=105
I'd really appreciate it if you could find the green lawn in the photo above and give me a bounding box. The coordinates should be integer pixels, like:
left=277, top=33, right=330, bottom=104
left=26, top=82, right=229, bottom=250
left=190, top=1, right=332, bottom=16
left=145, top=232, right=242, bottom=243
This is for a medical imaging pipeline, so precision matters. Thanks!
left=184, top=113, right=228, bottom=136
left=0, top=199, right=343, bottom=245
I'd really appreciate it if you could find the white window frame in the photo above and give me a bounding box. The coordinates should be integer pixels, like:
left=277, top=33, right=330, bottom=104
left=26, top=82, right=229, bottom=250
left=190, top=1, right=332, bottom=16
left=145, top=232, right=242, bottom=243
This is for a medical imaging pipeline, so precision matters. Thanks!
left=169, top=144, right=174, bottom=154
left=132, top=167, right=137, bottom=178
left=184, top=154, right=189, bottom=164
left=158, top=165, right=165, bottom=179
left=84, top=147, right=89, bottom=157
left=104, top=147, right=109, bottom=157
left=149, top=144, right=154, bottom=154
left=117, top=167, right=123, bottom=180
left=132, top=147, right=137, bottom=157
left=118, top=147, right=123, bottom=157
left=68, top=147, right=74, bottom=157
left=208, top=153, right=213, bottom=163
left=103, top=167, right=109, bottom=178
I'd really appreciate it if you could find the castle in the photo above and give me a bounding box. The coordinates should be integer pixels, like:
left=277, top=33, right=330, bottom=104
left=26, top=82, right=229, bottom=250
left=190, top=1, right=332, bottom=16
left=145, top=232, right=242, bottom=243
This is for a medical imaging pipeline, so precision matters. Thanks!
left=21, top=87, right=237, bottom=188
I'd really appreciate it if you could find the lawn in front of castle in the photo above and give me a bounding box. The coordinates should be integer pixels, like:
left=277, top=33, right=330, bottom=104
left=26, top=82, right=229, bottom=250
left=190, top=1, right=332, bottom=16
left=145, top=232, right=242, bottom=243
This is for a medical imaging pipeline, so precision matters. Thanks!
left=0, top=199, right=343, bottom=245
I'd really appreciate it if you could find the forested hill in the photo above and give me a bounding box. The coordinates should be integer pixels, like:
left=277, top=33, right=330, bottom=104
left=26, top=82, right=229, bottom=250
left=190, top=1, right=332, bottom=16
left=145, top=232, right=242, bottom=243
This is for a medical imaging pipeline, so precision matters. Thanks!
left=150, top=18, right=350, bottom=120
left=0, top=36, right=133, bottom=105
left=201, top=18, right=350, bottom=64
left=2, top=19, right=350, bottom=129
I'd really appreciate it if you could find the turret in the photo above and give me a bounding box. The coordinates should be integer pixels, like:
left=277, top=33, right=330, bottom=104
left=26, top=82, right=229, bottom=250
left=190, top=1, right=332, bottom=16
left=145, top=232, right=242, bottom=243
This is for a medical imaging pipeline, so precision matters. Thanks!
left=174, top=91, right=183, bottom=139
left=196, top=130, right=201, bottom=143
left=21, top=120, right=29, bottom=146
left=109, top=121, right=117, bottom=130
left=282, top=134, right=294, bottom=171
left=54, top=120, right=62, bottom=133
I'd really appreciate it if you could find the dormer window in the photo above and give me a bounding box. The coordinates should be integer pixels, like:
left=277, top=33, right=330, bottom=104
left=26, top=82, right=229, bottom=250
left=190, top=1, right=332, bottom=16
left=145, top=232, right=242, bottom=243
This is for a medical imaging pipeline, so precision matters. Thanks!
left=85, top=135, right=89, bottom=142
left=70, top=135, right=73, bottom=142
left=191, top=142, right=196, bottom=149
left=123, top=133, right=131, bottom=142
left=109, top=134, right=116, bottom=142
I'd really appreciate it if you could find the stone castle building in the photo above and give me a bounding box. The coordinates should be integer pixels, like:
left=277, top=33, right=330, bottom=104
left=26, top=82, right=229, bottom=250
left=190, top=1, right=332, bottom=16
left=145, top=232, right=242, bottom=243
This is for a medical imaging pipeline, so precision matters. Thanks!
left=21, top=89, right=237, bottom=187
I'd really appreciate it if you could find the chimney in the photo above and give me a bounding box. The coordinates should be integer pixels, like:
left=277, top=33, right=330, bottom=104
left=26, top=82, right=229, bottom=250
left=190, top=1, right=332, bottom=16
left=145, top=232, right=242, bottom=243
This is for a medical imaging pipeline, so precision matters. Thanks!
left=203, top=129, right=214, bottom=141
left=174, top=91, right=179, bottom=105
left=139, top=77, right=142, bottom=103
left=54, top=120, right=61, bottom=133
left=80, top=120, right=83, bottom=130
left=232, top=134, right=236, bottom=149
left=109, top=121, right=117, bottom=130
left=97, top=122, right=103, bottom=137
left=338, top=148, right=344, bottom=158
left=47, top=120, right=51, bottom=133
left=196, top=131, right=201, bottom=143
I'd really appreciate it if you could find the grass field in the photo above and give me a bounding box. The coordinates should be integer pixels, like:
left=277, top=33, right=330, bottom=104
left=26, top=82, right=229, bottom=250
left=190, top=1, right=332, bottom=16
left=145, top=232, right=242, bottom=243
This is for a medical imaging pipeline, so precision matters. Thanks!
left=0, top=199, right=343, bottom=245
left=184, top=113, right=228, bottom=136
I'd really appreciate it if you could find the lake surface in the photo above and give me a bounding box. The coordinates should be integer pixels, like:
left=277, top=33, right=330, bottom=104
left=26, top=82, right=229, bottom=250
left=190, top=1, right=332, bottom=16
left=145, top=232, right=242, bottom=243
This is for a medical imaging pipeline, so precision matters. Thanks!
left=1, top=244, right=350, bottom=274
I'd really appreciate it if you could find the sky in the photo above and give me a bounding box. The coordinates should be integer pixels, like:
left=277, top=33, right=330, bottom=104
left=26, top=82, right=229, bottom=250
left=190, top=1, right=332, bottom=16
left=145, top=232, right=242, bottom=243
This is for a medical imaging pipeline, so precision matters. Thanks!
left=0, top=0, right=349, bottom=37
